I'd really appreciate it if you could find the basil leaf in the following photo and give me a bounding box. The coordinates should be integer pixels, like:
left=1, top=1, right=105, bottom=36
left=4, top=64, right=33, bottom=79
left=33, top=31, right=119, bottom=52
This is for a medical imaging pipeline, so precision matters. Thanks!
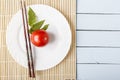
left=29, top=20, right=45, bottom=33
left=28, top=7, right=37, bottom=26
left=32, top=20, right=45, bottom=29
left=29, top=28, right=34, bottom=34
left=41, top=24, right=49, bottom=30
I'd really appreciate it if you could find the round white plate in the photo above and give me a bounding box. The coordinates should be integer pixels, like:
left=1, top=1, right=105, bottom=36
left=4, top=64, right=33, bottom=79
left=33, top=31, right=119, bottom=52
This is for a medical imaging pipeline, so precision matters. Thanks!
left=6, top=5, right=71, bottom=70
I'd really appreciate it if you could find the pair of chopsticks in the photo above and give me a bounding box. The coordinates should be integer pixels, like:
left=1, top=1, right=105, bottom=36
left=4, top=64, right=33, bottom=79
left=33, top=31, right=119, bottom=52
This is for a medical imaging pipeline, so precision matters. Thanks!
left=20, top=1, right=35, bottom=78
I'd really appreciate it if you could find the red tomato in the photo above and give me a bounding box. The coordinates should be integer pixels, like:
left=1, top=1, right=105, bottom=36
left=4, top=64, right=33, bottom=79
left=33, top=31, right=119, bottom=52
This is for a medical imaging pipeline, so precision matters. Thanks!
left=30, top=30, right=49, bottom=47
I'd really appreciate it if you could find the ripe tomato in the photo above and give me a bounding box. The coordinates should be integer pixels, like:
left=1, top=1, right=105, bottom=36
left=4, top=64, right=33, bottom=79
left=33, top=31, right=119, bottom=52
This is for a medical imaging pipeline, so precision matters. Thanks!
left=30, top=30, right=49, bottom=47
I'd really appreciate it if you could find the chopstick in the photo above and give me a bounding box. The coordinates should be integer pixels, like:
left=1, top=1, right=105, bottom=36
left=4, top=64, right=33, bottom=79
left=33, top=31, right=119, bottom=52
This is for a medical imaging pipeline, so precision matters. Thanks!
left=20, top=0, right=35, bottom=78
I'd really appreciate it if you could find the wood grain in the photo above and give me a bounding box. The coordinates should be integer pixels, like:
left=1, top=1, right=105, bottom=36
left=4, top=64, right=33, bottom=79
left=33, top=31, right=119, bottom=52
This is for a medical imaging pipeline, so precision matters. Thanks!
left=77, top=0, right=120, bottom=13
left=77, top=64, right=120, bottom=80
left=0, top=0, right=76, bottom=80
left=77, top=14, right=120, bottom=30
left=76, top=0, right=120, bottom=80
left=77, top=48, right=120, bottom=63
left=77, top=31, right=120, bottom=46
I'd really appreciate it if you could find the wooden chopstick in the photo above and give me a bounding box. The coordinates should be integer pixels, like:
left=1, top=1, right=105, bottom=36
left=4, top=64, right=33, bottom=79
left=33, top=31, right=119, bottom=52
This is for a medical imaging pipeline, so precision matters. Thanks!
left=20, top=0, right=35, bottom=78
left=23, top=1, right=35, bottom=78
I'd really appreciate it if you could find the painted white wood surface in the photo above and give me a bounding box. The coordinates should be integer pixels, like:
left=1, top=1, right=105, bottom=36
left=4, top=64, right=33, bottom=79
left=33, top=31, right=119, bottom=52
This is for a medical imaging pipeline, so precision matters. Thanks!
left=77, top=15, right=120, bottom=30
left=77, top=0, right=120, bottom=13
left=77, top=48, right=120, bottom=63
left=77, top=65, right=120, bottom=80
left=77, top=31, right=120, bottom=46
left=76, top=0, right=120, bottom=80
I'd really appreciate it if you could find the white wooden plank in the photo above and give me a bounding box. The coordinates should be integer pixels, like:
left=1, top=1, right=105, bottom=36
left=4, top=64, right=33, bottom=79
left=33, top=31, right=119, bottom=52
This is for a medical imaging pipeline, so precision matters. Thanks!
left=77, top=0, right=120, bottom=13
left=77, top=14, right=120, bottom=30
left=77, top=48, right=120, bottom=63
left=77, top=64, right=120, bottom=80
left=77, top=31, right=120, bottom=46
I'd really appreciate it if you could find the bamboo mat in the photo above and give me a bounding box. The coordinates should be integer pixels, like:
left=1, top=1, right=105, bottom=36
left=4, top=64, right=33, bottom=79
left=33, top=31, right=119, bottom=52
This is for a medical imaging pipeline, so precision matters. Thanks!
left=0, top=0, right=76, bottom=80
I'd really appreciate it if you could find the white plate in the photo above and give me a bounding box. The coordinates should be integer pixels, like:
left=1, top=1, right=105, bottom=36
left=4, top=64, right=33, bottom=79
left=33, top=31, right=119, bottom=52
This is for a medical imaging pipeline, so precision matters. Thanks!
left=6, top=5, right=71, bottom=70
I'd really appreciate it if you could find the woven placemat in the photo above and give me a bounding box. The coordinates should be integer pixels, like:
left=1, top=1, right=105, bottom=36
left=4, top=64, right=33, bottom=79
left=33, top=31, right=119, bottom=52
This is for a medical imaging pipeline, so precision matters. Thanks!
left=0, top=0, right=76, bottom=80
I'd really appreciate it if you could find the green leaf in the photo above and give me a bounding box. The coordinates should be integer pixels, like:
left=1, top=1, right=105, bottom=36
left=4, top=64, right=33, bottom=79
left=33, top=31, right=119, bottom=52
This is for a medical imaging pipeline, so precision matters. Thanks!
left=29, top=28, right=34, bottom=34
left=41, top=24, right=49, bottom=30
left=32, top=20, right=45, bottom=30
left=28, top=7, right=37, bottom=26
left=29, top=20, right=45, bottom=33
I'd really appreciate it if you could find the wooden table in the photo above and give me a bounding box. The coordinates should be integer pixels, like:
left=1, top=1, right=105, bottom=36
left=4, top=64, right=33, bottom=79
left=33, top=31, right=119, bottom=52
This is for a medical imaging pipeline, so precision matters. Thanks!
left=77, top=0, right=120, bottom=80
